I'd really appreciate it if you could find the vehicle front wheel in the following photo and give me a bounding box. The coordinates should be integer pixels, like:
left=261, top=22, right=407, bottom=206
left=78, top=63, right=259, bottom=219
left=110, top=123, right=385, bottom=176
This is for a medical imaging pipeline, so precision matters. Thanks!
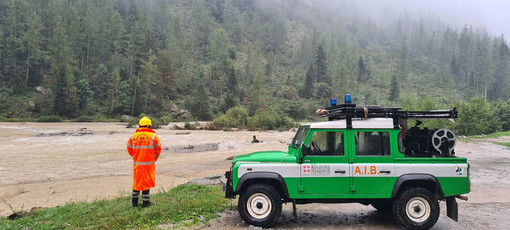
left=393, top=187, right=440, bottom=230
left=238, top=183, right=282, bottom=227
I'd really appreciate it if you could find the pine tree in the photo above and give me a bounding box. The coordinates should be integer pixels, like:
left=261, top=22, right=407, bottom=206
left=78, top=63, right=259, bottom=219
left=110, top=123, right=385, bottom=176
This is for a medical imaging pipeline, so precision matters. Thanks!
left=389, top=75, right=399, bottom=102
left=300, top=65, right=315, bottom=99
left=53, top=66, right=68, bottom=116
left=139, top=50, right=159, bottom=113
left=22, top=10, right=43, bottom=88
left=489, top=36, right=509, bottom=100
left=187, top=67, right=212, bottom=120
left=65, top=85, right=80, bottom=118
left=358, top=56, right=369, bottom=82
left=315, top=44, right=329, bottom=84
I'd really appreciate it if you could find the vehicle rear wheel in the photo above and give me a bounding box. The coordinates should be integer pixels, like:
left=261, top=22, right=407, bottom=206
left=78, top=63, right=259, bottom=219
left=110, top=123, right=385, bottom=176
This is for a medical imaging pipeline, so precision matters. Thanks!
left=371, top=199, right=393, bottom=213
left=238, top=183, right=282, bottom=228
left=393, top=187, right=439, bottom=230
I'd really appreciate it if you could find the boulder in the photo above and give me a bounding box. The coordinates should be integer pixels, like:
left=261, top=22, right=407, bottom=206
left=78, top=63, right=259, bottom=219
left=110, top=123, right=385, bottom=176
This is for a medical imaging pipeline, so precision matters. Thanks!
left=177, top=111, right=193, bottom=120
left=120, top=115, right=132, bottom=122
left=35, top=86, right=50, bottom=94
left=170, top=102, right=179, bottom=113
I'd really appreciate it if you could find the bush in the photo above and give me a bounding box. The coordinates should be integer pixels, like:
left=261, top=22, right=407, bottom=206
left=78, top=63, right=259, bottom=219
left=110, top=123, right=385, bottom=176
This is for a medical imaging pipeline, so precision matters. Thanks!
left=454, top=97, right=500, bottom=136
left=248, top=109, right=293, bottom=130
left=77, top=116, right=93, bottom=122
left=36, top=115, right=63, bottom=122
left=160, top=114, right=174, bottom=124
left=212, top=106, right=249, bottom=128
left=495, top=99, right=510, bottom=131
left=184, top=122, right=196, bottom=130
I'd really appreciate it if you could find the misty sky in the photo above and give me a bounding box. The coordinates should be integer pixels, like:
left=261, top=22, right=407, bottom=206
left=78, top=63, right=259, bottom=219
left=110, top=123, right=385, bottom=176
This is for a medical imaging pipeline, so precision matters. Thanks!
left=346, top=0, right=510, bottom=38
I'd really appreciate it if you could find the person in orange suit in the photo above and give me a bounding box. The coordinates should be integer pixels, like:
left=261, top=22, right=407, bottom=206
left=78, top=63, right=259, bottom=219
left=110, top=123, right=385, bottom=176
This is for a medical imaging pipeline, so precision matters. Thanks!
left=127, top=116, right=162, bottom=207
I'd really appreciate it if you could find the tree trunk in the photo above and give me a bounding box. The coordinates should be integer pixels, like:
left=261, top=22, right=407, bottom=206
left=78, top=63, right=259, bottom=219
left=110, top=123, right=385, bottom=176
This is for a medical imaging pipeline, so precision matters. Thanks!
left=130, top=76, right=138, bottom=116
left=25, top=55, right=31, bottom=88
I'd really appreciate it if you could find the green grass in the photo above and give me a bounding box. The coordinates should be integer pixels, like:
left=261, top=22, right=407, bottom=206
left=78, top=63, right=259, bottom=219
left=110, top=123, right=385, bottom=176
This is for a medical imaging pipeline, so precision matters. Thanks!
left=496, top=142, right=510, bottom=148
left=0, top=184, right=230, bottom=229
left=459, top=131, right=510, bottom=141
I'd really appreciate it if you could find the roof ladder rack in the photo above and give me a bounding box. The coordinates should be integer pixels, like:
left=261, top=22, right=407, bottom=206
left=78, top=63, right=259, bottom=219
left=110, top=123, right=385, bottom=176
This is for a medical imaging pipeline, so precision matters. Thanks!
left=316, top=104, right=457, bottom=129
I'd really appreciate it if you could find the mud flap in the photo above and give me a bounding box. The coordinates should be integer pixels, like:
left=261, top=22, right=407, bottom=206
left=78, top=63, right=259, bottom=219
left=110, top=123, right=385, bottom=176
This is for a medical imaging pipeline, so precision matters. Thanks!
left=446, top=197, right=458, bottom=221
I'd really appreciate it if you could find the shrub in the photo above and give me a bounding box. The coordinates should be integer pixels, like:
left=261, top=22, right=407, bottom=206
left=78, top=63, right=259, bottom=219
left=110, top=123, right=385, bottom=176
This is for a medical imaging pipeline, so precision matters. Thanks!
left=77, top=116, right=93, bottom=122
left=184, top=122, right=196, bottom=130
left=160, top=115, right=174, bottom=124
left=248, top=109, right=293, bottom=130
left=494, top=99, right=510, bottom=131
left=454, top=97, right=500, bottom=136
left=126, top=118, right=138, bottom=128
left=212, top=106, right=249, bottom=128
left=36, top=115, right=63, bottom=122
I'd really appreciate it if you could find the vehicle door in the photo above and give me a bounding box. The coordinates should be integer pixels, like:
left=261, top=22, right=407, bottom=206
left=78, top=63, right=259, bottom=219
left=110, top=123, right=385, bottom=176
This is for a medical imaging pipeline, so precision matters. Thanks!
left=300, top=129, right=350, bottom=198
left=348, top=130, right=396, bottom=198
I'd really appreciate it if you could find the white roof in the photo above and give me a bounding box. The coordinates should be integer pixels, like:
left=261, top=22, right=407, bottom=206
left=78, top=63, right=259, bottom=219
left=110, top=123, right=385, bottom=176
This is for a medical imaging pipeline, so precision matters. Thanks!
left=304, top=118, right=395, bottom=129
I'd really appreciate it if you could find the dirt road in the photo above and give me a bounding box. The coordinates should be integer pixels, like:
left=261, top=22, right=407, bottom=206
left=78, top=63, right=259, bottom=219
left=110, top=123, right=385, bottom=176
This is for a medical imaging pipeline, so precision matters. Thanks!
left=1, top=122, right=509, bottom=229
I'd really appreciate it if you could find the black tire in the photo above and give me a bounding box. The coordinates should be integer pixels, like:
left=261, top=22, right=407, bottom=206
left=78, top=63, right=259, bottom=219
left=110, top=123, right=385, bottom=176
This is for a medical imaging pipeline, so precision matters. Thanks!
left=238, top=183, right=282, bottom=228
left=371, top=199, right=393, bottom=213
left=393, top=187, right=440, bottom=230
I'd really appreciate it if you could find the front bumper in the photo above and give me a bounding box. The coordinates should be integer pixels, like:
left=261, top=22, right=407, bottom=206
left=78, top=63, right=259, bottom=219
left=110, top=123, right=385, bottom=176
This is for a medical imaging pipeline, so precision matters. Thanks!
left=223, top=171, right=235, bottom=198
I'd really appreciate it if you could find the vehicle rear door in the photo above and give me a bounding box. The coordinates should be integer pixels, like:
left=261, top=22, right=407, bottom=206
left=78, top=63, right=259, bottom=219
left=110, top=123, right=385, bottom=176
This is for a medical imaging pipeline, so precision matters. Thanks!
left=348, top=130, right=396, bottom=198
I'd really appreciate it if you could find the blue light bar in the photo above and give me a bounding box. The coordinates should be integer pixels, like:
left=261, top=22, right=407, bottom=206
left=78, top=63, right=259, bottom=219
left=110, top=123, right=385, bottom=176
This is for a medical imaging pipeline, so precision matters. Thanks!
left=345, top=94, right=352, bottom=104
left=330, top=98, right=337, bottom=107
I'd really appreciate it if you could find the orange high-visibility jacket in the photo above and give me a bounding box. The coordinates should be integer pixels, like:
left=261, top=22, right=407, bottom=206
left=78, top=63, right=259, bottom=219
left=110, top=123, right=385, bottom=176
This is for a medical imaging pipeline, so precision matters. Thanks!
left=127, top=128, right=162, bottom=191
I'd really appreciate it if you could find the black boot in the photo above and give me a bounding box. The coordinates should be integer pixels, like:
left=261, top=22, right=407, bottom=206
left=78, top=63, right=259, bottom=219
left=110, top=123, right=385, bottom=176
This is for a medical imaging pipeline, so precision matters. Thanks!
left=141, top=190, right=153, bottom=208
left=132, top=190, right=140, bottom=207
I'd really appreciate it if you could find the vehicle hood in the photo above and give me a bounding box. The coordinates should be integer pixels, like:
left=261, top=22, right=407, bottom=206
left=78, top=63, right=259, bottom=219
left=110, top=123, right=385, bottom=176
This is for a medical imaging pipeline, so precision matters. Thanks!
left=233, top=151, right=297, bottom=163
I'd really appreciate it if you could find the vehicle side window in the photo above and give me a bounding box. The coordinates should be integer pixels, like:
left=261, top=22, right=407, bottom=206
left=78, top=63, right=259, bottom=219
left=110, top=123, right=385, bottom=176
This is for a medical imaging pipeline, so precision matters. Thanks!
left=308, top=131, right=344, bottom=156
left=355, top=131, right=390, bottom=156
left=398, top=132, right=405, bottom=153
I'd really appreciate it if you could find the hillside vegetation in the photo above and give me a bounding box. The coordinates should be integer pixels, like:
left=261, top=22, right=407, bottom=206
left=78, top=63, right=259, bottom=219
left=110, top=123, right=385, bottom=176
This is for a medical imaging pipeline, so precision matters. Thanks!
left=1, top=0, right=509, bottom=134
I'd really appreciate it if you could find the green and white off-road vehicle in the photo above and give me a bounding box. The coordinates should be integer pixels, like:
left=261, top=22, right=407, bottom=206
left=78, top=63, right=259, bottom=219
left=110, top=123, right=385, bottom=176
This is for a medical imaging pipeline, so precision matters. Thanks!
left=223, top=95, right=469, bottom=229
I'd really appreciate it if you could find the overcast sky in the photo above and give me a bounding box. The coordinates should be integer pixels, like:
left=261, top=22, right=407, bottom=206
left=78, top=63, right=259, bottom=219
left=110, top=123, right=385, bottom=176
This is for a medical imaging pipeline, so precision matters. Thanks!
left=344, top=0, right=510, bottom=38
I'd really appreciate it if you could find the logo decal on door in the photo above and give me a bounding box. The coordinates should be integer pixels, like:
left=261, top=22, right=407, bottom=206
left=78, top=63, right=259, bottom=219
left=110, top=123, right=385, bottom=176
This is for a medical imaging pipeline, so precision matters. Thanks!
left=354, top=165, right=378, bottom=175
left=303, top=164, right=330, bottom=176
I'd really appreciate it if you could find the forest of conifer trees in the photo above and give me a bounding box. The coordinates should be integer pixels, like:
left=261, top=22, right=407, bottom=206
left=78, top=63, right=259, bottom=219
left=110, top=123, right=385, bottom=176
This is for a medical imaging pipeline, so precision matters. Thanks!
left=0, top=0, right=509, bottom=134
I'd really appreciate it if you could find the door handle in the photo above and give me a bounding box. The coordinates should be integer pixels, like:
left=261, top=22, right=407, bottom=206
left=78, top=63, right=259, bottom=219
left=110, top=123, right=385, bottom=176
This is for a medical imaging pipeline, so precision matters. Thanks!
left=334, top=170, right=346, bottom=174
left=379, top=170, right=391, bottom=174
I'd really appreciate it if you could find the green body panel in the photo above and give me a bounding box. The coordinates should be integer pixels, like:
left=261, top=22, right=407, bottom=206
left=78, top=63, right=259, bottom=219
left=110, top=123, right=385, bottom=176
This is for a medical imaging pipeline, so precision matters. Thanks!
left=233, top=151, right=297, bottom=164
left=231, top=151, right=297, bottom=192
left=229, top=126, right=470, bottom=200
left=283, top=177, right=301, bottom=198
left=299, top=177, right=350, bottom=197
left=438, top=177, right=470, bottom=197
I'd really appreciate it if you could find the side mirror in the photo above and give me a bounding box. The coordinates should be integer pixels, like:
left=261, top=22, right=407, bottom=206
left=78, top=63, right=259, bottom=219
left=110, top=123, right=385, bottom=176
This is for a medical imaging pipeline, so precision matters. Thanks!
left=301, top=143, right=311, bottom=156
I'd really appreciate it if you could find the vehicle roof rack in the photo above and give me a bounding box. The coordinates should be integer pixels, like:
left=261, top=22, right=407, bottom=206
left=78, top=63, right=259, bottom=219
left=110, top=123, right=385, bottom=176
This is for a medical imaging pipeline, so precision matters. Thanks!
left=316, top=104, right=457, bottom=129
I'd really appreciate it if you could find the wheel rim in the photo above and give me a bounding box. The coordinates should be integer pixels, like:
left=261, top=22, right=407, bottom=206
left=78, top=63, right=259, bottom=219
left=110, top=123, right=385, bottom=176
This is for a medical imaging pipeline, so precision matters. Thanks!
left=246, top=193, right=272, bottom=219
left=405, top=197, right=431, bottom=223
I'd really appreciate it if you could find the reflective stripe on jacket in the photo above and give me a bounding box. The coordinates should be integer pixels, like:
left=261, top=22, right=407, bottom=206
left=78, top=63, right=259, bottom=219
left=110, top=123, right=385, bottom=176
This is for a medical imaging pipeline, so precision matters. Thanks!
left=127, top=128, right=162, bottom=191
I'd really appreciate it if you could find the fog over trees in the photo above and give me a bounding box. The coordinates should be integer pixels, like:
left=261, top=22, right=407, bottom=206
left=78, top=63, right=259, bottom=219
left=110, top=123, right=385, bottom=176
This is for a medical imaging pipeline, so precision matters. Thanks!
left=0, top=0, right=509, bottom=134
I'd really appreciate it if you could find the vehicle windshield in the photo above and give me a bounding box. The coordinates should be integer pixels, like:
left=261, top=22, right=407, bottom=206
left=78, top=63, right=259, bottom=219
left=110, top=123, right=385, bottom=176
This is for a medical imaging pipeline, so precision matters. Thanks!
left=291, top=126, right=310, bottom=148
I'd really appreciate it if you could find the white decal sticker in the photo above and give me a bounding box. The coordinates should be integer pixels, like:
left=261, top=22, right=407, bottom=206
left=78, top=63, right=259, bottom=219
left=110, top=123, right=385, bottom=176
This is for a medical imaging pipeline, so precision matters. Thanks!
left=311, top=164, right=330, bottom=176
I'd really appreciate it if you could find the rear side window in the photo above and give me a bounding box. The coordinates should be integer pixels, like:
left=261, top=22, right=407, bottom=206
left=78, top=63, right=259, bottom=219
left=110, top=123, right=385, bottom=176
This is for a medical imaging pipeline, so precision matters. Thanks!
left=355, top=131, right=390, bottom=156
left=398, top=132, right=405, bottom=153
